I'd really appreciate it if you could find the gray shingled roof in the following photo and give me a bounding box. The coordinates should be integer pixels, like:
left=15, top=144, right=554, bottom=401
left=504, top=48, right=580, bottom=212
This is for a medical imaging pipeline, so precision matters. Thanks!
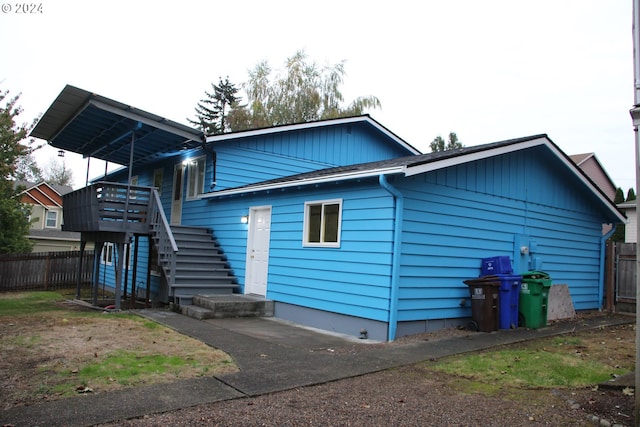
left=213, top=134, right=548, bottom=193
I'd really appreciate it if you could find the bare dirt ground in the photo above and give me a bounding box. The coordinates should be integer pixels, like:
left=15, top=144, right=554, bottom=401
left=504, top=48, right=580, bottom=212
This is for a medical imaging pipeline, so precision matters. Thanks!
left=0, top=299, right=237, bottom=411
left=2, top=294, right=636, bottom=426
left=102, top=320, right=637, bottom=427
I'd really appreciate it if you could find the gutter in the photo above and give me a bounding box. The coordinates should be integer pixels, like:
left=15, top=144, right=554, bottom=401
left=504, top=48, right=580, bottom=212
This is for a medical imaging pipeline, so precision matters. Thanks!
left=378, top=174, right=403, bottom=341
left=599, top=226, right=617, bottom=310
left=200, top=166, right=406, bottom=200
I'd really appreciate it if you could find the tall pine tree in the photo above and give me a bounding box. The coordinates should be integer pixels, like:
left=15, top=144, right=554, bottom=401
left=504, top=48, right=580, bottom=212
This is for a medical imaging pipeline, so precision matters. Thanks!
left=189, top=77, right=241, bottom=134
left=626, top=188, right=636, bottom=201
left=610, top=187, right=627, bottom=243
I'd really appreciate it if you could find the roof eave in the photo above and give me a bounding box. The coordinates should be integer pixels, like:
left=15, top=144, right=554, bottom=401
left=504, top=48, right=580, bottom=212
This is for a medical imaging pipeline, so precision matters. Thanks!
left=405, top=135, right=626, bottom=223
left=199, top=166, right=406, bottom=199
left=204, top=115, right=421, bottom=155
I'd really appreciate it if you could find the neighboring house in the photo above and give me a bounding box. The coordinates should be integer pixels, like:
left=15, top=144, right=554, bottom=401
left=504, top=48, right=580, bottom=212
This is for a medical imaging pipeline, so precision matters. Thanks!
left=31, top=85, right=624, bottom=341
left=617, top=201, right=637, bottom=243
left=16, top=181, right=88, bottom=252
left=569, top=153, right=617, bottom=201
left=570, top=153, right=619, bottom=236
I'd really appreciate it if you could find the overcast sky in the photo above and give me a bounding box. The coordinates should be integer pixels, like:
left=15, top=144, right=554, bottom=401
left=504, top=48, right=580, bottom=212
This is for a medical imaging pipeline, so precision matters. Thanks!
left=1, top=1, right=636, bottom=192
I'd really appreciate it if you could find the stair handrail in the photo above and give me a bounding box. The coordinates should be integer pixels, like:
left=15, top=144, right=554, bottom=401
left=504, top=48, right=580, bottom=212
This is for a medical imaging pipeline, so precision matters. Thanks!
left=148, top=189, right=178, bottom=287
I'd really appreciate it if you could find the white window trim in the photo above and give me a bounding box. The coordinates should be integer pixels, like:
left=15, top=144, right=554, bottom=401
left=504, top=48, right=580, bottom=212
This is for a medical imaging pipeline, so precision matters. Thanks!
left=45, top=210, right=58, bottom=228
left=303, top=199, right=342, bottom=248
left=186, top=156, right=206, bottom=200
left=101, top=242, right=114, bottom=266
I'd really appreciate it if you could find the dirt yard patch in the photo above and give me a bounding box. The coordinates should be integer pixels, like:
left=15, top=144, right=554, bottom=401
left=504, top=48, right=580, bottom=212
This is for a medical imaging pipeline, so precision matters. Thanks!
left=0, top=292, right=237, bottom=410
left=104, top=319, right=638, bottom=427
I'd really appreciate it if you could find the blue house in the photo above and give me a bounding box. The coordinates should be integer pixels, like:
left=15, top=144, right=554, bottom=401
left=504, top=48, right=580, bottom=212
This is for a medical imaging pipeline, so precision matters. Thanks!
left=31, top=85, right=624, bottom=341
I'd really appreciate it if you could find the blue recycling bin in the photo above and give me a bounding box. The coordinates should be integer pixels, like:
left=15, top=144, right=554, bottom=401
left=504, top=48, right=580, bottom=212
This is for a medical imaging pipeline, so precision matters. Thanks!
left=481, top=256, right=513, bottom=276
left=495, top=274, right=522, bottom=330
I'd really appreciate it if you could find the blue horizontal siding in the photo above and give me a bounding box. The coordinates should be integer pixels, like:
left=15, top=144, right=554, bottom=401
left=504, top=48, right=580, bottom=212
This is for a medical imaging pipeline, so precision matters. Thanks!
left=392, top=147, right=608, bottom=322
left=212, top=122, right=411, bottom=190
left=94, top=237, right=160, bottom=299
left=203, top=181, right=395, bottom=322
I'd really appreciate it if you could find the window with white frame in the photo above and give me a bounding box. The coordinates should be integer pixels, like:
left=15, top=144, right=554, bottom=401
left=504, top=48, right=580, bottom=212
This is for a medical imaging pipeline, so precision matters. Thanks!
left=101, top=242, right=114, bottom=266
left=187, top=156, right=206, bottom=199
left=303, top=199, right=342, bottom=247
left=45, top=210, right=58, bottom=228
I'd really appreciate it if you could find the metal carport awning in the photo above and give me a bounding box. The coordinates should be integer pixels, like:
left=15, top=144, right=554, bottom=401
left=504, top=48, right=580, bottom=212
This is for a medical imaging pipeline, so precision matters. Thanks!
left=31, top=84, right=204, bottom=171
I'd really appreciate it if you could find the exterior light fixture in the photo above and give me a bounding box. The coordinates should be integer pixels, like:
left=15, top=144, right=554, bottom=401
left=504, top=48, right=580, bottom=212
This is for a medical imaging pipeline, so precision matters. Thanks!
left=240, top=215, right=249, bottom=224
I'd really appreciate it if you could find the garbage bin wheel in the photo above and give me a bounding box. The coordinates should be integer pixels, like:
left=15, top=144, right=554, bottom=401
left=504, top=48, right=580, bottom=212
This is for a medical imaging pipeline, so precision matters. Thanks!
left=518, top=312, right=525, bottom=328
left=468, top=320, right=479, bottom=332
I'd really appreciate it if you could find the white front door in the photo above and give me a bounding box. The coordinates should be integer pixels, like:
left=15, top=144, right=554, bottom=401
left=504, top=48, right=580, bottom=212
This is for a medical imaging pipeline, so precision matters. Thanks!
left=171, top=163, right=184, bottom=225
left=245, top=206, right=272, bottom=296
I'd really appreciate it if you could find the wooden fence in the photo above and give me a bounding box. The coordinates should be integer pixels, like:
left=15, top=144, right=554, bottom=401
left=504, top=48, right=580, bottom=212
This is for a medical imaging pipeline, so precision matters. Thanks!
left=615, top=243, right=636, bottom=301
left=0, top=251, right=94, bottom=292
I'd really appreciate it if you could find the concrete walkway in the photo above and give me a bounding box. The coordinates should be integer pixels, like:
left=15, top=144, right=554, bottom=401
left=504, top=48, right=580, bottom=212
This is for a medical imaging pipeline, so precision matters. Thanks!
left=1, top=310, right=633, bottom=427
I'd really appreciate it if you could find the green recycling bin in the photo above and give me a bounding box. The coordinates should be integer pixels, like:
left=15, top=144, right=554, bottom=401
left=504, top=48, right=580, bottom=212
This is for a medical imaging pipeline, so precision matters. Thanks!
left=518, top=271, right=552, bottom=329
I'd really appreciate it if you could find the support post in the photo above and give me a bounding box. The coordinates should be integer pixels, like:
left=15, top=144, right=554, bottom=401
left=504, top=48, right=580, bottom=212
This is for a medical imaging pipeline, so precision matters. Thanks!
left=114, top=241, right=125, bottom=310
left=76, top=240, right=87, bottom=299
left=93, top=241, right=104, bottom=306
left=131, top=235, right=139, bottom=309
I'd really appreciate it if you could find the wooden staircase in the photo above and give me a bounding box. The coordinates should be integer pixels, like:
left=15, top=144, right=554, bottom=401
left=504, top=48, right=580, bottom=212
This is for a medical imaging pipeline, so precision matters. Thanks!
left=162, top=225, right=239, bottom=305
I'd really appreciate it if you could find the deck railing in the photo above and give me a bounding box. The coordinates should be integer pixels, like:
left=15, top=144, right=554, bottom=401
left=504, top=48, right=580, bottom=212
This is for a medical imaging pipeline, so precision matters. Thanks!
left=62, top=182, right=153, bottom=234
left=62, top=182, right=178, bottom=287
left=148, top=189, right=178, bottom=287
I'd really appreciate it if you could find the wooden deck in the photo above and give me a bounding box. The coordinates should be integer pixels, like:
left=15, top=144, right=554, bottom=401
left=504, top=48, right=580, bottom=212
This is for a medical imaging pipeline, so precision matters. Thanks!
left=62, top=182, right=155, bottom=235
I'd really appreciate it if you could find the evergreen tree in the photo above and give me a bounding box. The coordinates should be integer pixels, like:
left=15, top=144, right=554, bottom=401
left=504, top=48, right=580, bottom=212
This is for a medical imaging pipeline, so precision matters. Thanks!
left=625, top=188, right=636, bottom=202
left=610, top=187, right=627, bottom=243
left=614, top=187, right=625, bottom=204
left=430, top=132, right=464, bottom=152
left=189, top=76, right=241, bottom=134
left=0, top=87, right=37, bottom=253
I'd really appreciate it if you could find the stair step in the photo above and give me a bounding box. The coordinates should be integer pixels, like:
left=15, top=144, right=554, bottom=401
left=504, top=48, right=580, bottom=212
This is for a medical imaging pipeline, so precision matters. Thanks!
left=174, top=241, right=221, bottom=250
left=189, top=294, right=275, bottom=318
left=173, top=278, right=236, bottom=286
left=176, top=249, right=226, bottom=258
left=176, top=270, right=233, bottom=278
left=154, top=224, right=240, bottom=304
left=179, top=304, right=212, bottom=320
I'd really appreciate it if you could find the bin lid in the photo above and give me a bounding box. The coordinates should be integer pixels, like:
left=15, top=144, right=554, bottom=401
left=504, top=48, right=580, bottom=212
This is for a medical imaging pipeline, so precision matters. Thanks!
left=521, top=270, right=550, bottom=279
left=463, top=276, right=501, bottom=286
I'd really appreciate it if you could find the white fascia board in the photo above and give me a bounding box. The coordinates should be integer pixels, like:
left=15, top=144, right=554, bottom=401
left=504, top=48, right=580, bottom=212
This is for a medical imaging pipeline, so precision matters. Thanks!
left=404, top=137, right=550, bottom=177
left=405, top=136, right=626, bottom=223
left=24, top=194, right=47, bottom=208
left=33, top=186, right=62, bottom=208
left=199, top=166, right=406, bottom=199
left=204, top=117, right=369, bottom=143
left=204, top=116, right=421, bottom=154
